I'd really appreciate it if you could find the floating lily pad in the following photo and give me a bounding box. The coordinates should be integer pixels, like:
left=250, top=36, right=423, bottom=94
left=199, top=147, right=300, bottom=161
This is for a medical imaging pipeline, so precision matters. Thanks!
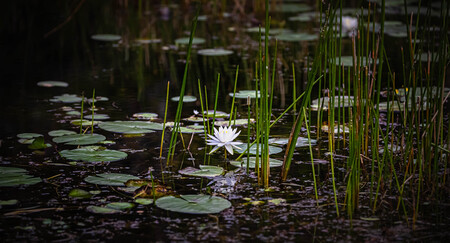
left=84, top=173, right=139, bottom=186
left=198, top=48, right=233, bottom=56
left=17, top=133, right=43, bottom=139
left=37, top=81, right=68, bottom=88
left=377, top=101, right=429, bottom=112
left=134, top=198, right=153, bottom=205
left=50, top=94, right=82, bottom=103
left=86, top=205, right=121, bottom=214
left=87, top=96, right=109, bottom=103
left=175, top=37, right=205, bottom=45
left=276, top=33, right=318, bottom=42
left=48, top=130, right=77, bottom=137
left=176, top=125, right=204, bottom=133
left=268, top=137, right=317, bottom=147
left=331, top=56, right=378, bottom=67
left=179, top=165, right=224, bottom=178
left=105, top=202, right=134, bottom=210
left=99, top=121, right=163, bottom=134
left=28, top=136, right=51, bottom=149
left=60, top=147, right=128, bottom=163
left=155, top=194, right=231, bottom=214
left=236, top=144, right=283, bottom=155
left=83, top=114, right=110, bottom=120
left=271, top=3, right=312, bottom=13
left=0, top=166, right=42, bottom=187
left=135, top=38, right=161, bottom=44
left=66, top=111, right=81, bottom=116
left=214, top=119, right=255, bottom=127
left=246, top=27, right=291, bottom=35
left=289, top=12, right=322, bottom=22
left=183, top=116, right=205, bottom=122
left=132, top=112, right=158, bottom=120
left=230, top=90, right=264, bottom=99
left=91, top=34, right=121, bottom=42
left=203, top=110, right=229, bottom=118
left=0, top=199, right=18, bottom=206
left=321, top=124, right=350, bottom=134
left=230, top=157, right=283, bottom=168
left=396, top=86, right=450, bottom=101
left=69, top=189, right=92, bottom=199
left=53, top=134, right=106, bottom=145
left=70, top=119, right=101, bottom=126
left=310, top=96, right=355, bottom=110
left=171, top=95, right=197, bottom=102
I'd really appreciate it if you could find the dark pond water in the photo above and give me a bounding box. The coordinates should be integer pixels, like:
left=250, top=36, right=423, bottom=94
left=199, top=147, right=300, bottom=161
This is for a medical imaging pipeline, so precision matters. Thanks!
left=1, top=0, right=449, bottom=242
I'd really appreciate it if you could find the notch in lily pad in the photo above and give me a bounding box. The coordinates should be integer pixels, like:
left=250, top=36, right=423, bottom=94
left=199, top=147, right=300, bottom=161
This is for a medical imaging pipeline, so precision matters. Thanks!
left=155, top=194, right=231, bottom=214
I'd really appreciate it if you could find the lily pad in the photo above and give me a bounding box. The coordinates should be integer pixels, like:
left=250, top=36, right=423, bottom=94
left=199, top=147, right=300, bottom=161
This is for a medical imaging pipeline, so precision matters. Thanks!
left=0, top=166, right=42, bottom=187
left=53, top=134, right=106, bottom=145
left=377, top=101, right=429, bottom=112
left=198, top=48, right=233, bottom=56
left=214, top=119, right=255, bottom=127
left=70, top=119, right=101, bottom=126
left=246, top=27, right=291, bottom=35
left=28, top=136, right=51, bottom=149
left=84, top=114, right=110, bottom=120
left=331, top=56, right=378, bottom=67
left=155, top=194, right=231, bottom=214
left=321, top=124, right=350, bottom=134
left=132, top=112, right=158, bottom=120
left=135, top=38, right=161, bottom=44
left=50, top=94, right=82, bottom=103
left=69, top=189, right=92, bottom=199
left=310, top=96, right=355, bottom=110
left=37, top=81, right=68, bottom=88
left=99, top=121, right=163, bottom=134
left=230, top=157, right=283, bottom=168
left=105, top=202, right=134, bottom=210
left=203, top=110, right=229, bottom=118
left=271, top=3, right=312, bottom=13
left=179, top=165, right=224, bottom=178
left=0, top=199, right=18, bottom=206
left=48, top=130, right=77, bottom=137
left=276, top=33, right=318, bottom=42
left=60, top=147, right=128, bottom=163
left=230, top=90, right=264, bottom=99
left=236, top=144, right=283, bottom=155
left=170, top=95, right=197, bottom=102
left=84, top=173, right=139, bottom=186
left=134, top=198, right=153, bottom=205
left=17, top=133, right=43, bottom=144
left=91, top=34, right=121, bottom=42
left=176, top=125, right=204, bottom=134
left=175, top=37, right=205, bottom=45
left=268, top=137, right=317, bottom=147
left=86, top=205, right=121, bottom=214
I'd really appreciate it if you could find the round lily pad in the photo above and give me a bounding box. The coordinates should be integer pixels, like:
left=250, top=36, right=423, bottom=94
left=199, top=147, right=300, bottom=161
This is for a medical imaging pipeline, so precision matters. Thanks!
left=37, top=81, right=68, bottom=88
left=270, top=3, right=312, bottom=13
left=17, top=133, right=43, bottom=139
left=60, top=147, right=128, bottom=163
left=175, top=37, right=205, bottom=45
left=230, top=157, right=283, bottom=168
left=268, top=137, right=317, bottom=147
left=91, top=34, right=121, bottom=42
left=230, top=90, right=264, bottom=99
left=86, top=205, right=121, bottom=214
left=84, top=173, right=139, bottom=186
left=203, top=110, right=229, bottom=118
left=310, top=96, right=355, bottom=110
left=155, top=194, right=231, bottom=214
left=48, top=130, right=77, bottom=137
left=53, top=134, right=106, bottom=145
left=70, top=119, right=101, bottom=126
left=214, top=119, right=255, bottom=127
left=171, top=95, right=197, bottom=102
left=135, top=198, right=153, bottom=205
left=69, top=189, right=92, bottom=199
left=236, top=144, right=283, bottom=155
left=50, top=94, right=82, bottom=103
left=105, top=202, right=134, bottom=210
left=84, top=114, right=110, bottom=120
left=179, top=165, right=224, bottom=178
left=99, top=121, right=163, bottom=134
left=0, top=166, right=42, bottom=187
left=198, top=48, right=233, bottom=56
left=276, top=33, right=318, bottom=42
left=132, top=112, right=158, bottom=120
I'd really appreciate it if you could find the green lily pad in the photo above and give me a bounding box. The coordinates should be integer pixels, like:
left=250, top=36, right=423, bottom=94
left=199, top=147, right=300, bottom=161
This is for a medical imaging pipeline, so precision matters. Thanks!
left=289, top=12, right=322, bottom=22
left=69, top=189, right=92, bottom=199
left=230, top=157, right=283, bottom=168
left=84, top=173, right=139, bottom=186
left=236, top=144, right=283, bottom=155
left=230, top=90, right=264, bottom=99
left=214, top=119, right=255, bottom=127
left=175, top=37, right=205, bottom=45
left=99, top=121, right=163, bottom=134
left=377, top=101, right=429, bottom=112
left=87, top=96, right=109, bottom=103
left=86, top=205, right=121, bottom=214
left=0, top=166, right=42, bottom=187
left=60, top=147, right=128, bottom=163
left=171, top=95, right=197, bottom=102
left=50, top=94, right=82, bottom=103
left=179, top=165, right=224, bottom=178
left=268, top=137, right=317, bottom=147
left=276, top=33, right=318, bottom=42
left=0, top=199, right=18, bottom=206
left=203, top=110, right=229, bottom=118
left=183, top=116, right=205, bottom=122
left=176, top=125, right=204, bottom=134
left=246, top=27, right=291, bottom=35
left=198, top=48, right=233, bottom=56
left=17, top=133, right=43, bottom=139
left=271, top=3, right=312, bottom=13
left=396, top=86, right=450, bottom=101
left=53, top=134, right=106, bottom=145
left=132, top=112, right=158, bottom=120
left=105, top=202, right=134, bottom=210
left=331, top=56, right=378, bottom=67
left=155, top=194, right=231, bottom=214
left=84, top=114, right=110, bottom=120
left=66, top=111, right=81, bottom=116
left=48, top=130, right=77, bottom=137
left=37, top=81, right=69, bottom=88
left=91, top=34, right=121, bottom=42
left=310, top=96, right=355, bottom=110
left=134, top=198, right=153, bottom=205
left=70, top=119, right=101, bottom=126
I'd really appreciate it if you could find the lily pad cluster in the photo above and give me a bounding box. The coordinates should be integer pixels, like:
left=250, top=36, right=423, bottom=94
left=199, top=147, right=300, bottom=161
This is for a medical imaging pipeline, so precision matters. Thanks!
left=0, top=167, right=41, bottom=187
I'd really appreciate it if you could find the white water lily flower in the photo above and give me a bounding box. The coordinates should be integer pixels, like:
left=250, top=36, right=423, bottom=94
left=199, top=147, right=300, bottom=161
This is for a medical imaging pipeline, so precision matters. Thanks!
left=206, top=126, right=243, bottom=155
left=342, top=16, right=358, bottom=35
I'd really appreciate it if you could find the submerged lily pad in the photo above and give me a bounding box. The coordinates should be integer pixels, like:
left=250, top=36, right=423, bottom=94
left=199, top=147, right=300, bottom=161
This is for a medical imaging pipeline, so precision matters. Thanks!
left=91, top=34, right=121, bottom=42
left=99, top=121, right=163, bottom=134
left=175, top=37, right=205, bottom=45
left=268, top=136, right=317, bottom=147
left=53, top=134, right=106, bottom=145
left=236, top=144, right=282, bottom=155
left=0, top=167, right=42, bottom=187
left=155, top=194, right=231, bottom=214
left=310, top=96, right=355, bottom=110
left=84, top=173, right=139, bottom=186
left=198, top=48, right=233, bottom=56
left=37, top=81, right=68, bottom=88
left=179, top=165, right=224, bottom=178
left=171, top=95, right=197, bottom=102
left=50, top=94, right=82, bottom=103
left=276, top=33, right=318, bottom=42
left=60, top=147, right=127, bottom=163
left=230, top=157, right=283, bottom=168
left=132, top=112, right=158, bottom=120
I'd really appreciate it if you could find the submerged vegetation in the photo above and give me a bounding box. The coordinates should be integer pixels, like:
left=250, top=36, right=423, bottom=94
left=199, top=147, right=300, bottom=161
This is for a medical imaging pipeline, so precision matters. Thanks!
left=0, top=0, right=449, bottom=241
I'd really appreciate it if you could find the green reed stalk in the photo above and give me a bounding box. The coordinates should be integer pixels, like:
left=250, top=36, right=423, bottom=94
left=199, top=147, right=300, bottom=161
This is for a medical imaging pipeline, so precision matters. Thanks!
left=269, top=40, right=277, bottom=114
left=197, top=79, right=208, bottom=143
left=204, top=86, right=210, bottom=135
left=229, top=66, right=239, bottom=126
left=211, top=73, right=220, bottom=129
left=247, top=96, right=251, bottom=174
left=159, top=81, right=170, bottom=158
left=292, top=63, right=296, bottom=112
left=303, top=107, right=318, bottom=205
